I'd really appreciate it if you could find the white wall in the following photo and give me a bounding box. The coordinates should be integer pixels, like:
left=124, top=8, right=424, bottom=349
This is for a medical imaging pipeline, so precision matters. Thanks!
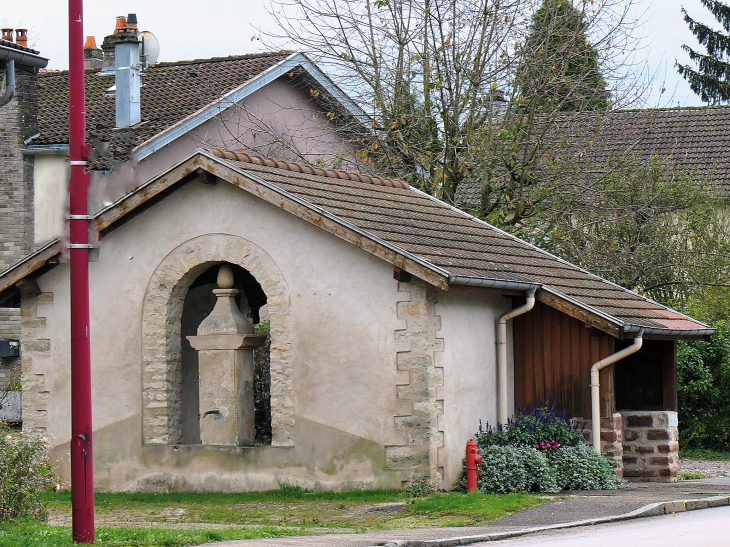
left=436, top=287, right=514, bottom=487
left=33, top=155, right=68, bottom=244
left=32, top=177, right=410, bottom=490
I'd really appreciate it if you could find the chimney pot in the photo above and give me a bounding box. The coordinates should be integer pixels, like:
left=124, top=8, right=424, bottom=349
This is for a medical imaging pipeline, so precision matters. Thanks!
left=84, top=36, right=97, bottom=49
left=114, top=16, right=127, bottom=35
left=15, top=29, right=28, bottom=48
left=127, top=13, right=138, bottom=27
left=1, top=29, right=12, bottom=42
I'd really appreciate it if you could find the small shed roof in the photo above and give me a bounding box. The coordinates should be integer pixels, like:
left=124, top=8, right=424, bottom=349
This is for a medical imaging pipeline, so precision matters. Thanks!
left=0, top=149, right=713, bottom=340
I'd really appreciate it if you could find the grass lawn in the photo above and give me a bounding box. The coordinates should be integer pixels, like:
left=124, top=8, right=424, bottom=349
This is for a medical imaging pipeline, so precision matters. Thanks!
left=679, top=448, right=730, bottom=461
left=0, top=487, right=544, bottom=546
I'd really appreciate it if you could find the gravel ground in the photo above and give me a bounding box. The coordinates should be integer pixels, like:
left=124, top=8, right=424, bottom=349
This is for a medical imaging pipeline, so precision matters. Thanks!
left=680, top=459, right=730, bottom=477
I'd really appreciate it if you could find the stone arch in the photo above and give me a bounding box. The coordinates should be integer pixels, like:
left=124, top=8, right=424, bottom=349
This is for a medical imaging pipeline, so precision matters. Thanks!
left=141, top=233, right=294, bottom=446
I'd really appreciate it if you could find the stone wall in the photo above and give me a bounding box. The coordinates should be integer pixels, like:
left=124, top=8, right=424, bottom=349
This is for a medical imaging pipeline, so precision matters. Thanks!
left=386, top=279, right=445, bottom=486
left=20, top=292, right=53, bottom=433
left=0, top=64, right=37, bottom=273
left=574, top=413, right=624, bottom=478
left=621, top=411, right=679, bottom=482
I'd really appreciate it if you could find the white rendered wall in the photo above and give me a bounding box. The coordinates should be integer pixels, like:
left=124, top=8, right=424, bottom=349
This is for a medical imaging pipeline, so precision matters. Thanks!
left=436, top=287, right=514, bottom=488
left=29, top=178, right=412, bottom=491
left=33, top=155, right=68, bottom=244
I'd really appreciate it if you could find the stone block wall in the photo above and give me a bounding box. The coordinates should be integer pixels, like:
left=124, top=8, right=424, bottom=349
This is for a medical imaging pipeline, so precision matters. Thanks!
left=386, top=279, right=445, bottom=486
left=620, top=411, right=679, bottom=482
left=574, top=413, right=624, bottom=478
left=20, top=292, right=53, bottom=433
left=0, top=64, right=38, bottom=273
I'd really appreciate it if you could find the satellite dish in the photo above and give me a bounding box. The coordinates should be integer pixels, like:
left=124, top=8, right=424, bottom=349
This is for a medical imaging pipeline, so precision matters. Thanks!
left=139, top=31, right=160, bottom=67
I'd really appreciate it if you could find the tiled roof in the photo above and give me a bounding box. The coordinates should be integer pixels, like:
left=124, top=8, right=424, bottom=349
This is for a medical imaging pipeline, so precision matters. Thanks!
left=207, top=149, right=711, bottom=336
left=0, top=38, right=40, bottom=55
left=31, top=52, right=292, bottom=167
left=211, top=148, right=408, bottom=189
left=457, top=105, right=730, bottom=208
left=0, top=148, right=711, bottom=337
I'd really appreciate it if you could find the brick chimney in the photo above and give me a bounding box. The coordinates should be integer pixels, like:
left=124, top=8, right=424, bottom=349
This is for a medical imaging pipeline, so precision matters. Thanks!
left=1, top=29, right=12, bottom=43
left=14, top=29, right=28, bottom=48
left=84, top=36, right=102, bottom=70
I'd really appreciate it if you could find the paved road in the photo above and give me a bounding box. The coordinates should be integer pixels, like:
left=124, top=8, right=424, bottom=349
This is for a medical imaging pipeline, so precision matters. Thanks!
left=478, top=505, right=730, bottom=547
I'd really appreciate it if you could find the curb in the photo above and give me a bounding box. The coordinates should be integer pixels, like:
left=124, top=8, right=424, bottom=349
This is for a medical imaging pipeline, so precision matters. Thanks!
left=375, top=495, right=730, bottom=547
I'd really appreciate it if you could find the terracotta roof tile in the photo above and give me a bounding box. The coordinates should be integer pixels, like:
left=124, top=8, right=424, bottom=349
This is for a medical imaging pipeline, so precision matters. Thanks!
left=0, top=38, right=40, bottom=55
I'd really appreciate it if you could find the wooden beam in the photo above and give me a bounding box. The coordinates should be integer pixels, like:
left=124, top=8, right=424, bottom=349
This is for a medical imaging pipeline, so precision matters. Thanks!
left=663, top=340, right=678, bottom=412
left=0, top=244, right=61, bottom=296
left=15, top=279, right=41, bottom=297
left=537, top=290, right=621, bottom=338
left=393, top=267, right=412, bottom=282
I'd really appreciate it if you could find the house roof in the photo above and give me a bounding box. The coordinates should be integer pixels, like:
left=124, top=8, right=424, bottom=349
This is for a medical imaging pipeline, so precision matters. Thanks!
left=457, top=105, right=730, bottom=208
left=0, top=38, right=41, bottom=55
left=28, top=51, right=366, bottom=169
left=0, top=149, right=712, bottom=340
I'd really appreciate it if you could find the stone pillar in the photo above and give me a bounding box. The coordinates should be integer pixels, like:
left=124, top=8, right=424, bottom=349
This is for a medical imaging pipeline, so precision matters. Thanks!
left=574, top=414, right=624, bottom=478
left=620, top=411, right=679, bottom=482
left=187, top=265, right=265, bottom=446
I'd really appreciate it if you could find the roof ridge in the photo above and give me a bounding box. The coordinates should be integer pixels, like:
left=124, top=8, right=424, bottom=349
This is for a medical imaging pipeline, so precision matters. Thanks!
left=38, top=51, right=294, bottom=78
left=209, top=148, right=409, bottom=190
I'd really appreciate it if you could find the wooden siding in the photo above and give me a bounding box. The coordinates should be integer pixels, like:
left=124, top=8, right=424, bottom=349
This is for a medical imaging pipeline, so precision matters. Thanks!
left=513, top=300, right=616, bottom=418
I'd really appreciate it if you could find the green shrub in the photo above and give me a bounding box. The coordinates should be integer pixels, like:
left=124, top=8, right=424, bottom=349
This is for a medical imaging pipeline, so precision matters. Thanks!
left=547, top=444, right=624, bottom=490
left=0, top=428, right=57, bottom=521
left=476, top=403, right=586, bottom=450
left=466, top=404, right=623, bottom=494
left=477, top=446, right=559, bottom=494
left=677, top=320, right=730, bottom=450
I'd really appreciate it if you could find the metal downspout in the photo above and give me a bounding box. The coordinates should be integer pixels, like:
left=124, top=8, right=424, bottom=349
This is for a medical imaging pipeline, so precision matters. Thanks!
left=590, top=329, right=644, bottom=452
left=497, top=287, right=537, bottom=425
left=0, top=60, right=15, bottom=108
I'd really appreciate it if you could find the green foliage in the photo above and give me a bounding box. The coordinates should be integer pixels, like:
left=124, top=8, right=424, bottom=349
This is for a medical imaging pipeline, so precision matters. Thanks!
left=677, top=319, right=730, bottom=449
left=477, top=446, right=560, bottom=494
left=516, top=0, right=609, bottom=111
left=677, top=0, right=730, bottom=104
left=516, top=156, right=730, bottom=304
left=0, top=368, right=21, bottom=393
left=0, top=428, right=57, bottom=521
left=475, top=404, right=586, bottom=450
left=405, top=473, right=438, bottom=498
left=547, top=444, right=625, bottom=490
left=471, top=405, right=622, bottom=494
left=253, top=320, right=272, bottom=445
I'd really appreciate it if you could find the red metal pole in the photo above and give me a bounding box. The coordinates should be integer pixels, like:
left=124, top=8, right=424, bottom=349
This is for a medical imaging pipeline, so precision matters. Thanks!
left=68, top=0, right=95, bottom=542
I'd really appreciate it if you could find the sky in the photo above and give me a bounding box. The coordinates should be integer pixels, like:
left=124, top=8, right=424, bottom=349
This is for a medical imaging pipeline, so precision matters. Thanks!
left=1, top=0, right=720, bottom=108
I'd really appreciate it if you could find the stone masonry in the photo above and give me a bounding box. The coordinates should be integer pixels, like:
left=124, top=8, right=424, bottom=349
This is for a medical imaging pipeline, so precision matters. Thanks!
left=0, top=63, right=38, bottom=273
left=576, top=413, right=624, bottom=478
left=386, top=279, right=445, bottom=486
left=621, top=410, right=679, bottom=482
left=141, top=234, right=294, bottom=447
left=20, top=291, right=53, bottom=433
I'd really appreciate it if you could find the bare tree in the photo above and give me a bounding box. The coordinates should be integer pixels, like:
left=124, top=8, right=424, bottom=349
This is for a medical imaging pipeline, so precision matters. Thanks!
left=260, top=0, right=649, bottom=204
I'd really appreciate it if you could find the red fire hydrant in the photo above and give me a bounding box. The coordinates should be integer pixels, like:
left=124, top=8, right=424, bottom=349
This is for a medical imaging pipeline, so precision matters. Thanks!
left=466, top=440, right=482, bottom=492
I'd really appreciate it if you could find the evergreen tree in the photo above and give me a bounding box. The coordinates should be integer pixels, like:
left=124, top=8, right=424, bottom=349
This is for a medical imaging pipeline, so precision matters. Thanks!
left=515, top=0, right=610, bottom=112
left=677, top=0, right=730, bottom=104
